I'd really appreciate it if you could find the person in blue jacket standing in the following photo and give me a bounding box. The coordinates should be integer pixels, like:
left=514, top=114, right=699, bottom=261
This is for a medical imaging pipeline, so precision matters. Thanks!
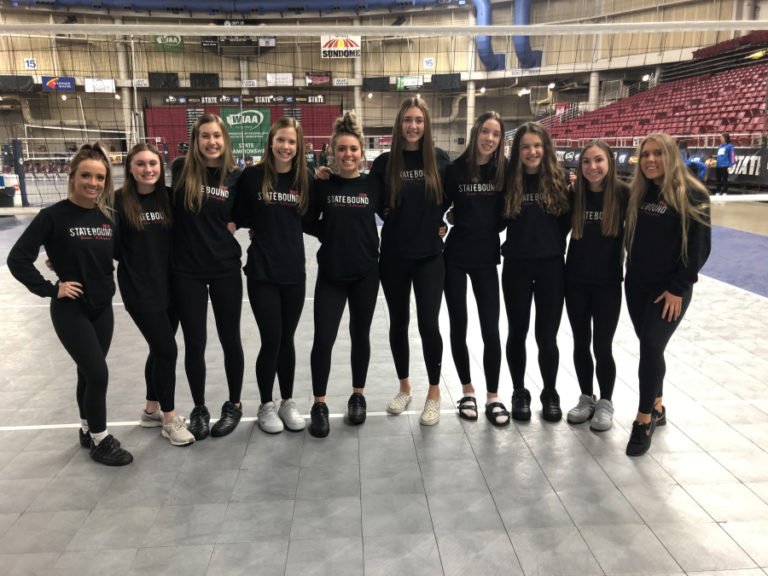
left=714, top=133, right=735, bottom=195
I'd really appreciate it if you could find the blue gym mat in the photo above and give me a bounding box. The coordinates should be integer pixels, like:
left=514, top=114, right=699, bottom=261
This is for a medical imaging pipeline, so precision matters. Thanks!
left=703, top=225, right=768, bottom=298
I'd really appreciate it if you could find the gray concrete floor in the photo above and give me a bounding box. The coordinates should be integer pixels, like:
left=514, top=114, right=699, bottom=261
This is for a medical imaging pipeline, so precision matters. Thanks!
left=0, top=212, right=767, bottom=575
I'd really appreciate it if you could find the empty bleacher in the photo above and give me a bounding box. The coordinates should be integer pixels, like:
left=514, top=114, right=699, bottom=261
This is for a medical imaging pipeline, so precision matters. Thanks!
left=546, top=61, right=768, bottom=147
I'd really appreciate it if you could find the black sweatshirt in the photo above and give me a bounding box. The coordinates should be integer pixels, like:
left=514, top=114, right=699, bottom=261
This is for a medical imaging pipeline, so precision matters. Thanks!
left=565, top=182, right=629, bottom=284
left=7, top=200, right=115, bottom=308
left=308, top=174, right=381, bottom=282
left=501, top=172, right=570, bottom=260
left=443, top=157, right=505, bottom=268
left=369, top=148, right=451, bottom=260
left=233, top=165, right=308, bottom=284
left=626, top=184, right=711, bottom=295
left=171, top=159, right=242, bottom=279
left=114, top=188, right=172, bottom=312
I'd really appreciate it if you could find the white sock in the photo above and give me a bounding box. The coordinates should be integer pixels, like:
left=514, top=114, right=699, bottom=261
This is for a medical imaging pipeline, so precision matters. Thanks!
left=80, top=420, right=89, bottom=433
left=488, top=403, right=509, bottom=424
left=90, top=429, right=109, bottom=445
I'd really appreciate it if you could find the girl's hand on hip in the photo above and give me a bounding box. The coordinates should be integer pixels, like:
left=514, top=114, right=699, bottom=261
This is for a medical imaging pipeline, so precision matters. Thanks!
left=58, top=281, right=83, bottom=300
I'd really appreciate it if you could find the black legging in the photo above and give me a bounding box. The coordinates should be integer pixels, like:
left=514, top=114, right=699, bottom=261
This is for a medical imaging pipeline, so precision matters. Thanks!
left=128, top=307, right=179, bottom=413
left=379, top=254, right=444, bottom=386
left=716, top=166, right=730, bottom=194
left=443, top=262, right=501, bottom=394
left=502, top=257, right=564, bottom=391
left=247, top=279, right=305, bottom=404
left=310, top=268, right=379, bottom=397
left=173, top=274, right=244, bottom=407
left=50, top=298, right=113, bottom=434
left=625, top=279, right=692, bottom=415
left=565, top=281, right=622, bottom=400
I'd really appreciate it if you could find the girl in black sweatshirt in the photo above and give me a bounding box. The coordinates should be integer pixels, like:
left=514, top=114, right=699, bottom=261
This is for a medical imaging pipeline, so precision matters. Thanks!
left=502, top=122, right=570, bottom=423
left=624, top=133, right=711, bottom=456
left=443, top=112, right=508, bottom=426
left=369, top=97, right=450, bottom=426
left=306, top=112, right=382, bottom=438
left=564, top=140, right=628, bottom=432
left=8, top=143, right=132, bottom=466
left=171, top=114, right=244, bottom=441
left=233, top=117, right=311, bottom=435
left=115, top=143, right=194, bottom=446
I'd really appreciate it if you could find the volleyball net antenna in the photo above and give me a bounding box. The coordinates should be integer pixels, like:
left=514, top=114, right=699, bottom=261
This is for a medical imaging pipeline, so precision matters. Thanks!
left=1, top=19, right=768, bottom=211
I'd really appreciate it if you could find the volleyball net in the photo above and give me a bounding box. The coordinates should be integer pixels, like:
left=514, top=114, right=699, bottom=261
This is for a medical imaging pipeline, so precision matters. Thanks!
left=1, top=19, right=768, bottom=210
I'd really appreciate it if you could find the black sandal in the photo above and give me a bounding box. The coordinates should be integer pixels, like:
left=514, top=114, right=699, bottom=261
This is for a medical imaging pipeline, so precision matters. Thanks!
left=485, top=402, right=511, bottom=427
left=457, top=396, right=478, bottom=421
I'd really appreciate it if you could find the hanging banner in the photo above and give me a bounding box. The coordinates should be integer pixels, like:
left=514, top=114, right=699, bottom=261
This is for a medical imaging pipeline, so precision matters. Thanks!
left=163, top=95, right=241, bottom=105
left=221, top=107, right=271, bottom=156
left=154, top=35, right=184, bottom=52
left=306, top=72, right=331, bottom=86
left=42, top=76, right=75, bottom=91
left=396, top=75, right=423, bottom=91
left=321, top=35, right=362, bottom=59
left=85, top=78, right=116, bottom=93
left=267, top=73, right=294, bottom=87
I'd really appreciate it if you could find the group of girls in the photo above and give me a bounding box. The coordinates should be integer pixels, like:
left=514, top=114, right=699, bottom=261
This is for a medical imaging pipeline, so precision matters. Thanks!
left=368, top=101, right=710, bottom=458
left=7, top=96, right=710, bottom=465
left=494, top=124, right=710, bottom=457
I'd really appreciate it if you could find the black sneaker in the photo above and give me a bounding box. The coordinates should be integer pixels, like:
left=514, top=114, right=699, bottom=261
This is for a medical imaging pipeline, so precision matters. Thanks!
left=80, top=429, right=120, bottom=449
left=626, top=418, right=657, bottom=457
left=511, top=388, right=532, bottom=421
left=78, top=429, right=91, bottom=448
left=90, top=434, right=133, bottom=466
left=655, top=405, right=667, bottom=427
left=309, top=402, right=330, bottom=438
left=347, top=393, right=367, bottom=425
left=540, top=388, right=562, bottom=422
left=211, top=401, right=243, bottom=437
left=188, top=405, right=211, bottom=440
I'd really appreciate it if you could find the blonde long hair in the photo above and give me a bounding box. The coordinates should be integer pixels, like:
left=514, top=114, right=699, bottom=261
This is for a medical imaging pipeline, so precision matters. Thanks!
left=258, top=117, right=309, bottom=215
left=174, top=114, right=237, bottom=212
left=385, top=97, right=443, bottom=208
left=503, top=122, right=569, bottom=218
left=625, top=133, right=711, bottom=264
left=571, top=140, right=623, bottom=239
left=69, top=142, right=114, bottom=220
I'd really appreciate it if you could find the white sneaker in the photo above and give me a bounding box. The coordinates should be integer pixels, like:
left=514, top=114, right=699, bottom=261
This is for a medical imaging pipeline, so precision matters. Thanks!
left=387, top=391, right=412, bottom=415
left=278, top=399, right=306, bottom=431
left=590, top=398, right=614, bottom=432
left=567, top=394, right=596, bottom=424
left=140, top=409, right=164, bottom=428
left=420, top=398, right=441, bottom=426
left=161, top=414, right=195, bottom=446
left=258, top=401, right=284, bottom=434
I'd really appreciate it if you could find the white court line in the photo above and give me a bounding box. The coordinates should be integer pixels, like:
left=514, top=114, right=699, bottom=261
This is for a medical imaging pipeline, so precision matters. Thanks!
left=0, top=409, right=458, bottom=432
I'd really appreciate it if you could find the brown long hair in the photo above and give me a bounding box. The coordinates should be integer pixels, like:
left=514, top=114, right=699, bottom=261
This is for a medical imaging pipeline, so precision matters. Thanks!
left=329, top=111, right=365, bottom=174
left=258, top=117, right=309, bottom=215
left=571, top=140, right=622, bottom=239
left=458, top=111, right=506, bottom=190
left=174, top=114, right=237, bottom=212
left=385, top=97, right=443, bottom=208
left=68, top=142, right=114, bottom=220
left=625, top=133, right=710, bottom=264
left=503, top=122, right=568, bottom=218
left=120, top=143, right=172, bottom=231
